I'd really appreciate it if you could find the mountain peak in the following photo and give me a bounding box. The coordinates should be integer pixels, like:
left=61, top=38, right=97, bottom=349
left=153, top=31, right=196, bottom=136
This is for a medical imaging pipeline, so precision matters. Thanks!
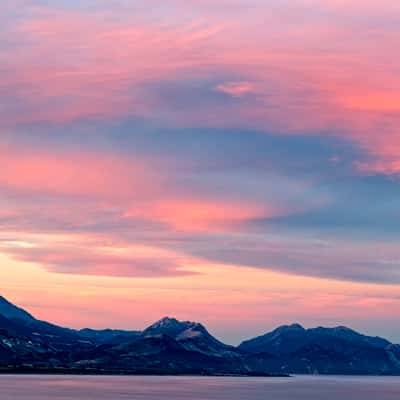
left=286, top=323, right=305, bottom=330
left=153, top=316, right=179, bottom=326
left=271, top=323, right=305, bottom=335
left=0, top=295, right=35, bottom=323
left=146, top=317, right=181, bottom=331
left=143, top=317, right=207, bottom=340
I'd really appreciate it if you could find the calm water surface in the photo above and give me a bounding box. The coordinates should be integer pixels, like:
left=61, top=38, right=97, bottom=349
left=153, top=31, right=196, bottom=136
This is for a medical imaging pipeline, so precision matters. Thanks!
left=0, top=375, right=399, bottom=399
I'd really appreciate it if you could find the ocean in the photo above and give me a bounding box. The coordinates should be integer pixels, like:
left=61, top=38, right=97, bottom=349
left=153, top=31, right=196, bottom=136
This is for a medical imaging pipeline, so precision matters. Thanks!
left=0, top=375, right=399, bottom=399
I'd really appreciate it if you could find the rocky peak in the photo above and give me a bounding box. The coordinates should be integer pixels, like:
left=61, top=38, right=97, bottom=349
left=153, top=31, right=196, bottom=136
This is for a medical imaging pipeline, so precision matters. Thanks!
left=143, top=317, right=205, bottom=339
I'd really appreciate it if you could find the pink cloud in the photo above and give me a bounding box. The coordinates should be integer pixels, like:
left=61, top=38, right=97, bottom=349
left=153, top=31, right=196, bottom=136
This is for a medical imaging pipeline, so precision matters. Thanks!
left=3, top=242, right=193, bottom=278
left=124, top=197, right=284, bottom=233
left=1, top=2, right=399, bottom=175
left=0, top=143, right=159, bottom=200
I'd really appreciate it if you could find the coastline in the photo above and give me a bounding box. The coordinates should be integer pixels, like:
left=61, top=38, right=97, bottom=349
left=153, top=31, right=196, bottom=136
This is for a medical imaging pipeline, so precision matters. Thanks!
left=0, top=367, right=289, bottom=378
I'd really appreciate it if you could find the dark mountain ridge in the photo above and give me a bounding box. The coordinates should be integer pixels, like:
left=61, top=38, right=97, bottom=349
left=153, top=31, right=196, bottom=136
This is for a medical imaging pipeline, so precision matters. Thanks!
left=239, top=323, right=391, bottom=355
left=78, top=328, right=141, bottom=345
left=239, top=323, right=400, bottom=375
left=0, top=296, right=399, bottom=376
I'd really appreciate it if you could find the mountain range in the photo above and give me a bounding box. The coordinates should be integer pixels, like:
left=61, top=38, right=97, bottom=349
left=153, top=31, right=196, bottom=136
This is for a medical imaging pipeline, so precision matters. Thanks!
left=0, top=295, right=399, bottom=376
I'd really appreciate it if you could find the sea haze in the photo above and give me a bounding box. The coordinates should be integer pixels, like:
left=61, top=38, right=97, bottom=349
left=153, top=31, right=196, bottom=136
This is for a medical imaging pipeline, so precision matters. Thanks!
left=0, top=375, right=399, bottom=400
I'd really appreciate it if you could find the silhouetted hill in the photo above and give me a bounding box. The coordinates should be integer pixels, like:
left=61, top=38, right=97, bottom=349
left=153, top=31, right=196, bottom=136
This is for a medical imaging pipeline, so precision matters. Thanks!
left=240, top=324, right=400, bottom=375
left=239, top=323, right=391, bottom=355
left=142, top=317, right=239, bottom=358
left=0, top=296, right=35, bottom=323
left=0, top=295, right=399, bottom=376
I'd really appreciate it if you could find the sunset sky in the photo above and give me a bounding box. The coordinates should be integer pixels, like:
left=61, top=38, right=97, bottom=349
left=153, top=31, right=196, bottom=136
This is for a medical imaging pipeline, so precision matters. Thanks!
left=1, top=0, right=400, bottom=344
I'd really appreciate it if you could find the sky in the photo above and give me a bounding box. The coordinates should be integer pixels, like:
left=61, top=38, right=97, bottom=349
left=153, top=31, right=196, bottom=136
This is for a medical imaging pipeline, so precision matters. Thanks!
left=1, top=0, right=400, bottom=344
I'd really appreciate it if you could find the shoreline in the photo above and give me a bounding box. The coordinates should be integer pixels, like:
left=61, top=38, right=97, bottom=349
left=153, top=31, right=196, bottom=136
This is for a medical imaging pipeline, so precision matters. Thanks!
left=0, top=367, right=290, bottom=378
left=1, top=368, right=399, bottom=378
